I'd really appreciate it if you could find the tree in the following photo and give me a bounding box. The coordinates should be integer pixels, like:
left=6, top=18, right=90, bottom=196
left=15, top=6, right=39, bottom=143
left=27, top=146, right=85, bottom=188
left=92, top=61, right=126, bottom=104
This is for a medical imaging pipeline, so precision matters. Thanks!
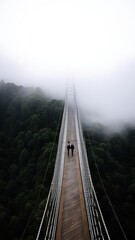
left=0, top=81, right=63, bottom=240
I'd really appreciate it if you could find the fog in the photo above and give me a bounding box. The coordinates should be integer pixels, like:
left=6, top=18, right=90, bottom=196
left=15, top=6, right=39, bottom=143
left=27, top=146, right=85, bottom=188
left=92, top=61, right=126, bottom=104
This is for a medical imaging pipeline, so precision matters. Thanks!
left=78, top=63, right=135, bottom=130
left=0, top=0, right=135, bottom=129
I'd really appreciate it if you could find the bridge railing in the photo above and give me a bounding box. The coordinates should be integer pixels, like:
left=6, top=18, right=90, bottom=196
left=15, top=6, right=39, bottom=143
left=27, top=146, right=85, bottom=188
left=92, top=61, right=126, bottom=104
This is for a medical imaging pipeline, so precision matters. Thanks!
left=36, top=89, right=111, bottom=240
left=74, top=95, right=111, bottom=240
left=36, top=97, right=68, bottom=240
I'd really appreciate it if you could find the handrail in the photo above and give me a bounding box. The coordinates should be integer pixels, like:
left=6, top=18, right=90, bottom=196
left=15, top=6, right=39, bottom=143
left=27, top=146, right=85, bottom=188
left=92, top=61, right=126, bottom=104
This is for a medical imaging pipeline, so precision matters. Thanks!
left=36, top=89, right=111, bottom=240
left=74, top=93, right=111, bottom=240
left=36, top=96, right=68, bottom=240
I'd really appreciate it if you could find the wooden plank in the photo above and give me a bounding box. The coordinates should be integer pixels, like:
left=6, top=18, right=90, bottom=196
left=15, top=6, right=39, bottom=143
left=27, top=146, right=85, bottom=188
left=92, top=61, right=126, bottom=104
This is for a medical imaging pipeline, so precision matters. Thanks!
left=56, top=108, right=90, bottom=240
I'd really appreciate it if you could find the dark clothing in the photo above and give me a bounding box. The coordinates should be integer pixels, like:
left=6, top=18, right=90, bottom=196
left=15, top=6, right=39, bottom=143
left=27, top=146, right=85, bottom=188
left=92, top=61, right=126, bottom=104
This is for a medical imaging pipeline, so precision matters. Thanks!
left=67, top=144, right=71, bottom=156
left=70, top=144, right=74, bottom=156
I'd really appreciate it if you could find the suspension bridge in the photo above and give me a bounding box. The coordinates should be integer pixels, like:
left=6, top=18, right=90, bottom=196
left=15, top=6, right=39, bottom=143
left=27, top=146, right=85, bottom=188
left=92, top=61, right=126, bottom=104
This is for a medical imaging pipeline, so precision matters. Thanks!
left=36, top=88, right=111, bottom=240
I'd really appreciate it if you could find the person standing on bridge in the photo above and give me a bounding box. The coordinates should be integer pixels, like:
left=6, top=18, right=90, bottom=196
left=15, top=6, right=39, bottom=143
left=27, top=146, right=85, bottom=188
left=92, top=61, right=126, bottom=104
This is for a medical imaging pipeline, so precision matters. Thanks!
left=67, top=141, right=71, bottom=156
left=71, top=144, right=74, bottom=156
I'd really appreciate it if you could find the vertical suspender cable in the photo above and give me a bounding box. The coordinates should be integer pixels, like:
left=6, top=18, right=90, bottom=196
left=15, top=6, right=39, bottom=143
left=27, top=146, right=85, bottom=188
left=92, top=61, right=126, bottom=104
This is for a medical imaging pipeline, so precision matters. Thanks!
left=36, top=92, right=68, bottom=240
left=74, top=89, right=111, bottom=240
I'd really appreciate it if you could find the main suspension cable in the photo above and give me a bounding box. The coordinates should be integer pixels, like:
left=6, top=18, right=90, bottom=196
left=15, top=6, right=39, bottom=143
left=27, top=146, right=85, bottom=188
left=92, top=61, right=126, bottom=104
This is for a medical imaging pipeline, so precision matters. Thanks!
left=20, top=102, right=64, bottom=240
left=86, top=130, right=128, bottom=240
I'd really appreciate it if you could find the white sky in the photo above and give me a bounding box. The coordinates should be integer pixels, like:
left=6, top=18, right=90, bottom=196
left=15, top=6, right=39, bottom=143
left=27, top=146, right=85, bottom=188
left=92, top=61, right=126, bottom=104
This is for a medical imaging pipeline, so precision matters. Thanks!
left=0, top=0, right=135, bottom=126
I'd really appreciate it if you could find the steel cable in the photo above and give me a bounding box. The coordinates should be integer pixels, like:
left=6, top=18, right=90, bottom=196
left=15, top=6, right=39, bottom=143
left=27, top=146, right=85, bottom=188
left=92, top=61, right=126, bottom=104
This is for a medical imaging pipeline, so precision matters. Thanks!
left=86, top=132, right=128, bottom=240
left=20, top=102, right=64, bottom=240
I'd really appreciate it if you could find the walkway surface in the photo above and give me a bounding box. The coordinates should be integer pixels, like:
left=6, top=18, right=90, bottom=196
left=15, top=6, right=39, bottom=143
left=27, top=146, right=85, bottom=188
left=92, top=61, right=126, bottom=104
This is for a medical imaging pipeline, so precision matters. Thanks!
left=56, top=106, right=90, bottom=240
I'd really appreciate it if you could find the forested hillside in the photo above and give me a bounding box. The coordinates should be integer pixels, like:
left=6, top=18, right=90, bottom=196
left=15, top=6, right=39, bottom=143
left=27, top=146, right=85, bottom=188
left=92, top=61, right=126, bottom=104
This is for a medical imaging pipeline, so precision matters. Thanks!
left=1, top=80, right=135, bottom=240
left=0, top=81, right=64, bottom=240
left=84, top=124, right=135, bottom=240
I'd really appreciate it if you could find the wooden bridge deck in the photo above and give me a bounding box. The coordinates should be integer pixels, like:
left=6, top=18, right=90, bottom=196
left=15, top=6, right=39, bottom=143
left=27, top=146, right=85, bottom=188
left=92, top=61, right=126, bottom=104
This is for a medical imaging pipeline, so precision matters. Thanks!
left=56, top=106, right=90, bottom=240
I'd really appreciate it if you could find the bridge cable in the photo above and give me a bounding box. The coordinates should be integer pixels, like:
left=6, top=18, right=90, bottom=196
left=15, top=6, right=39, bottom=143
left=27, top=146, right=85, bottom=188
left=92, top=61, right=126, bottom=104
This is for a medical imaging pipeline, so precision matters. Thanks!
left=86, top=131, right=128, bottom=240
left=20, top=103, right=64, bottom=240
left=73, top=90, right=110, bottom=239
left=36, top=89, right=68, bottom=239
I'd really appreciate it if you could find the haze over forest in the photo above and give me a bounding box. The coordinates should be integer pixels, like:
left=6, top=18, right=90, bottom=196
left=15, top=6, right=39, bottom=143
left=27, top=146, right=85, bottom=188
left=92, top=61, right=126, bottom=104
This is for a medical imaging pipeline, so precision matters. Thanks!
left=0, top=2, right=135, bottom=239
left=0, top=0, right=135, bottom=129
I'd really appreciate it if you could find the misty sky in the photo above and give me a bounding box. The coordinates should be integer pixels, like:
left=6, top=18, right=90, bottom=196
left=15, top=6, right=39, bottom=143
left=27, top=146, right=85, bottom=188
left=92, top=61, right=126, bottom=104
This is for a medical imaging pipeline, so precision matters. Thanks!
left=0, top=0, right=135, bottom=127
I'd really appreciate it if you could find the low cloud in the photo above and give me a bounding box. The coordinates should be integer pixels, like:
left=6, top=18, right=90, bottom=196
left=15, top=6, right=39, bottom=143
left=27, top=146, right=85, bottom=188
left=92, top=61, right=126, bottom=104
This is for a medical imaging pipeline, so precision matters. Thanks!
left=76, top=60, right=135, bottom=129
left=0, top=0, right=135, bottom=131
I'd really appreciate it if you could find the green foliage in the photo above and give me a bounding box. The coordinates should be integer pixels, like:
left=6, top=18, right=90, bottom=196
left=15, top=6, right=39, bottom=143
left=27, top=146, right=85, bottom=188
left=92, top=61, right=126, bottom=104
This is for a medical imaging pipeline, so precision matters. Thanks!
left=84, top=124, right=135, bottom=239
left=0, top=81, right=63, bottom=239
